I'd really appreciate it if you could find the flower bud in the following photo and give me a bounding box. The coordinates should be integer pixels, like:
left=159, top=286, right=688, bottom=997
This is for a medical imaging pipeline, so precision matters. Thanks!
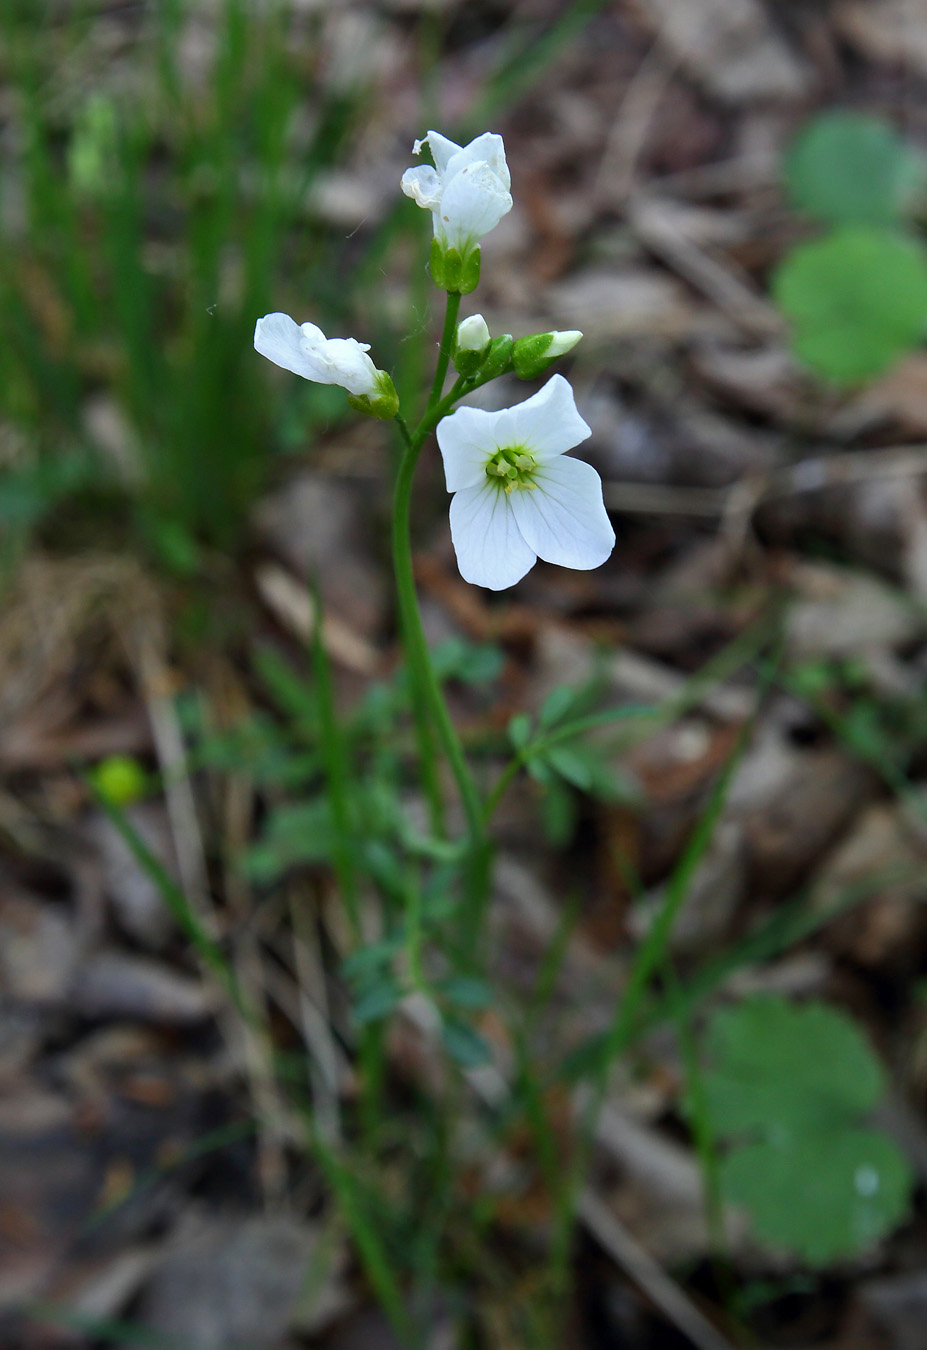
left=512, top=329, right=583, bottom=379
left=453, top=314, right=491, bottom=375
left=90, top=754, right=149, bottom=806
left=479, top=334, right=515, bottom=381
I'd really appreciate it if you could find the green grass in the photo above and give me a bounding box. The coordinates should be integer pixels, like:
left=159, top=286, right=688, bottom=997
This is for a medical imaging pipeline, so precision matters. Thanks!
left=0, top=0, right=375, bottom=567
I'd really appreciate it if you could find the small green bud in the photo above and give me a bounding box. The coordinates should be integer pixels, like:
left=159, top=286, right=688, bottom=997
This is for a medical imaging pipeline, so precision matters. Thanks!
left=512, top=329, right=583, bottom=378
left=478, top=334, right=514, bottom=381
left=347, top=370, right=400, bottom=420
left=91, top=754, right=149, bottom=807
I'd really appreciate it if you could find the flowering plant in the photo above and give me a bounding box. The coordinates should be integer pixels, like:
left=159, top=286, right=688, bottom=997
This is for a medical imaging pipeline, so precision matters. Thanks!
left=254, top=127, right=614, bottom=1015
left=256, top=129, right=611, bottom=595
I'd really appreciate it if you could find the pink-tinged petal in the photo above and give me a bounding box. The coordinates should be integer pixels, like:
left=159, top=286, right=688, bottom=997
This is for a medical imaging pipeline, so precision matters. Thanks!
left=506, top=374, right=591, bottom=461
left=437, top=161, right=512, bottom=250
left=437, top=405, right=503, bottom=491
left=507, top=457, right=615, bottom=571
left=449, top=481, right=537, bottom=590
left=254, top=312, right=317, bottom=379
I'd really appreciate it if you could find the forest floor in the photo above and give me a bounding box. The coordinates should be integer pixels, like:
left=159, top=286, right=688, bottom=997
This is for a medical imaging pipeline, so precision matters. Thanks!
left=4, top=1, right=927, bottom=1347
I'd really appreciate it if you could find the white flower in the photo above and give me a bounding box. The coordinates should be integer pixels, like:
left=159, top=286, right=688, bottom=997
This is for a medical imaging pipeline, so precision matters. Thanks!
left=401, top=131, right=513, bottom=254
left=436, top=375, right=615, bottom=590
left=254, top=312, right=380, bottom=397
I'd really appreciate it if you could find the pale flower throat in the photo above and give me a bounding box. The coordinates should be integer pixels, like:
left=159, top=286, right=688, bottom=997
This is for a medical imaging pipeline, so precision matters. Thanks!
left=485, top=445, right=539, bottom=493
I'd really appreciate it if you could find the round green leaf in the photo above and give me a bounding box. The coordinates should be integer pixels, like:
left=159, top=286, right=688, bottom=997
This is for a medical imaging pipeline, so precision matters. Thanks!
left=722, top=1128, right=912, bottom=1265
left=773, top=227, right=927, bottom=385
left=786, top=112, right=924, bottom=227
left=704, top=996, right=884, bottom=1135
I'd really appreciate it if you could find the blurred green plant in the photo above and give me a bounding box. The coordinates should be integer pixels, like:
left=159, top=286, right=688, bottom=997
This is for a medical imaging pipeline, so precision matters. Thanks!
left=701, top=996, right=912, bottom=1263
left=785, top=112, right=924, bottom=227
left=774, top=110, right=927, bottom=386
left=0, top=0, right=368, bottom=568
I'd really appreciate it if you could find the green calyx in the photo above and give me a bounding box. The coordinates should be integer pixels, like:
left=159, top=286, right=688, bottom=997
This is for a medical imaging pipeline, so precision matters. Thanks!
left=430, top=238, right=481, bottom=294
left=347, top=371, right=400, bottom=420
left=485, top=444, right=538, bottom=493
left=513, top=329, right=582, bottom=378
left=512, top=332, right=554, bottom=377
left=479, top=334, right=514, bottom=380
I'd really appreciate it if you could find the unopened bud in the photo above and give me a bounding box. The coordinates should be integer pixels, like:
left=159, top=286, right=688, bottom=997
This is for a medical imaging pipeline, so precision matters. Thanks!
left=512, top=329, right=583, bottom=378
left=457, top=314, right=491, bottom=353
left=454, top=314, right=491, bottom=375
left=478, top=334, right=515, bottom=381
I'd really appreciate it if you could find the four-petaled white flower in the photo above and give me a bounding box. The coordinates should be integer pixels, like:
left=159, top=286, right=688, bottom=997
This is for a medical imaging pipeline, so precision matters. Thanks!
left=254, top=312, right=381, bottom=397
left=436, top=375, right=615, bottom=590
left=401, top=131, right=513, bottom=254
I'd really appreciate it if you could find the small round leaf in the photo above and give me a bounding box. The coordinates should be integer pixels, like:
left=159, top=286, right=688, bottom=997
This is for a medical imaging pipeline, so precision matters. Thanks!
left=786, top=112, right=924, bottom=227
left=773, top=227, right=927, bottom=386
left=721, top=1128, right=912, bottom=1265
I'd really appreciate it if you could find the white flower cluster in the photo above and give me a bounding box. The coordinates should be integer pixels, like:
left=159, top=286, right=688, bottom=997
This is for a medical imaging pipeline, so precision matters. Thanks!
left=254, top=130, right=614, bottom=590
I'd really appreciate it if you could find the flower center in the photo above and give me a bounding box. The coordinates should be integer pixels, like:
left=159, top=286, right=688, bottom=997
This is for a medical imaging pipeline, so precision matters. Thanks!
left=485, top=445, right=538, bottom=493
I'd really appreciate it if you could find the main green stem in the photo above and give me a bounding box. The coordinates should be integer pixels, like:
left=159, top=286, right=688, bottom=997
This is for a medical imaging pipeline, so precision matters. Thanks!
left=428, top=289, right=461, bottom=408
left=392, top=410, right=484, bottom=843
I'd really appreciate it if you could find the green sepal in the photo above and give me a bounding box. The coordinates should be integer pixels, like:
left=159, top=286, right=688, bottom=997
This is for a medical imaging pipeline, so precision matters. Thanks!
left=478, top=334, right=514, bottom=380
left=429, top=238, right=481, bottom=294
left=459, top=247, right=481, bottom=294
left=453, top=347, right=485, bottom=377
left=512, top=332, right=555, bottom=378
left=346, top=371, right=400, bottom=421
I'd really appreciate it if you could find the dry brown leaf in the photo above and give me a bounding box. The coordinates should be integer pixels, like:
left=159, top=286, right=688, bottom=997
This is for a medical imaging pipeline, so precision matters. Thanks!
left=634, top=0, right=811, bottom=101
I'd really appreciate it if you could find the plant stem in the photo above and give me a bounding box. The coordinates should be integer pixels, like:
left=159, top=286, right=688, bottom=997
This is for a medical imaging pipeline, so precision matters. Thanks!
left=427, top=289, right=461, bottom=410
left=311, top=581, right=361, bottom=938
left=392, top=411, right=484, bottom=843
left=393, top=414, right=447, bottom=838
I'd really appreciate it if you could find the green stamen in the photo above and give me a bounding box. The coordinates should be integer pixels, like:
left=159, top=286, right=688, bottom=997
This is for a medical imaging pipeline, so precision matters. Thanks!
left=486, top=445, right=538, bottom=492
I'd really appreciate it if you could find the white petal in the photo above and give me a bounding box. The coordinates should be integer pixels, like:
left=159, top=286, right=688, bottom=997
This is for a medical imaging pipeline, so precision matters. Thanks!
left=506, top=374, right=591, bottom=461
left=298, top=321, right=328, bottom=350
left=437, top=161, right=512, bottom=250
left=449, top=481, right=537, bottom=590
left=420, top=130, right=461, bottom=174
left=304, top=337, right=379, bottom=396
left=446, top=132, right=510, bottom=189
left=456, top=313, right=490, bottom=351
left=547, top=329, right=583, bottom=357
left=437, top=405, right=501, bottom=491
left=401, top=165, right=442, bottom=211
left=255, top=312, right=318, bottom=380
left=507, top=457, right=615, bottom=571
